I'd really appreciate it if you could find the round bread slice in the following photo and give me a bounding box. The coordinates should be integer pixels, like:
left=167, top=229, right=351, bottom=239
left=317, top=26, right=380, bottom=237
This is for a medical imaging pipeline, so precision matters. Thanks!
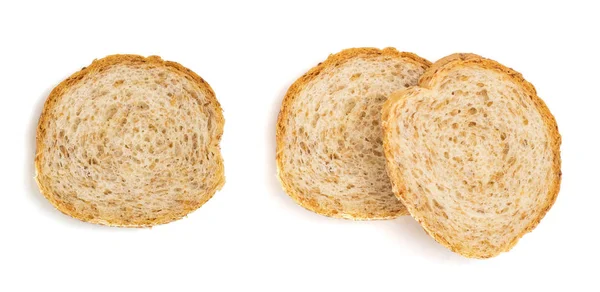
left=276, top=48, right=431, bottom=219
left=35, top=55, right=225, bottom=227
left=382, top=53, right=561, bottom=258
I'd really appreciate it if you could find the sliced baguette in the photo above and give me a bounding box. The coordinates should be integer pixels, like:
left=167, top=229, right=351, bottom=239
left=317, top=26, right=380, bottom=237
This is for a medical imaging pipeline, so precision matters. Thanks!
left=276, top=48, right=431, bottom=219
left=382, top=53, right=561, bottom=258
left=35, top=55, right=225, bottom=227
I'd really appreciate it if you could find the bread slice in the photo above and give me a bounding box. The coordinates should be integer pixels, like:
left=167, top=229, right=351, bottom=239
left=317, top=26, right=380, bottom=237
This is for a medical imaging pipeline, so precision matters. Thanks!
left=382, top=53, right=561, bottom=258
left=276, top=48, right=431, bottom=219
left=35, top=55, right=225, bottom=227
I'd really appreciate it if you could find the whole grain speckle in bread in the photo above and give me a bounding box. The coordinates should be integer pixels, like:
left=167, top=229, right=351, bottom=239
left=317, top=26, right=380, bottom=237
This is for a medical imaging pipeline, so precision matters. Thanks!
left=276, top=48, right=431, bottom=219
left=382, top=53, right=561, bottom=258
left=35, top=54, right=225, bottom=227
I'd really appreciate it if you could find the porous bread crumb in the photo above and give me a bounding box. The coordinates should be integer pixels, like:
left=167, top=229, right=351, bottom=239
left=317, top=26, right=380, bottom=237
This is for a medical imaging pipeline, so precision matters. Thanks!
left=277, top=48, right=431, bottom=219
left=382, top=53, right=561, bottom=257
left=35, top=55, right=225, bottom=227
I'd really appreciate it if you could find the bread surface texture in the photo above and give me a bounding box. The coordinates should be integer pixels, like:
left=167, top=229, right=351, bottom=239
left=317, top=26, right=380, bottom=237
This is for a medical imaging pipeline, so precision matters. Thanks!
left=35, top=54, right=225, bottom=227
left=382, top=53, right=561, bottom=257
left=277, top=48, right=431, bottom=219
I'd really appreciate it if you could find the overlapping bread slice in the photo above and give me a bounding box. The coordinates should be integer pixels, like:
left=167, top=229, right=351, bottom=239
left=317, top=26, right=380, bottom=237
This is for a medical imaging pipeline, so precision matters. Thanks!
left=277, top=48, right=431, bottom=219
left=382, top=53, right=561, bottom=257
left=35, top=55, right=225, bottom=227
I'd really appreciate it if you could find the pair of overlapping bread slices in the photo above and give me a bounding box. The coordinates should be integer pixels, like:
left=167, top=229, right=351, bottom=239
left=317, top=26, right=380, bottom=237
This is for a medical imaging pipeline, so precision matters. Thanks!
left=276, top=48, right=561, bottom=258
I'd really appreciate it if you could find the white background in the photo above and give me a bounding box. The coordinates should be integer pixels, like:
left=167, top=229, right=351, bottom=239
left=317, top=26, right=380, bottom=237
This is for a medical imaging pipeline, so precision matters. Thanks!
left=1, top=0, right=598, bottom=291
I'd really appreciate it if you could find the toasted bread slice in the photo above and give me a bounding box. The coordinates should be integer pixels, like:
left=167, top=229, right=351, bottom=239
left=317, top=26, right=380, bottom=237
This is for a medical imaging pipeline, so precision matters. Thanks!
left=382, top=53, right=561, bottom=257
left=276, top=48, right=431, bottom=219
left=35, top=55, right=225, bottom=227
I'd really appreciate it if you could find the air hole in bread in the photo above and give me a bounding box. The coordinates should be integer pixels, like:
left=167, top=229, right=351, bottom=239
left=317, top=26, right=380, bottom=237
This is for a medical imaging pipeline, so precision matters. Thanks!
left=432, top=199, right=443, bottom=209
left=503, top=144, right=510, bottom=155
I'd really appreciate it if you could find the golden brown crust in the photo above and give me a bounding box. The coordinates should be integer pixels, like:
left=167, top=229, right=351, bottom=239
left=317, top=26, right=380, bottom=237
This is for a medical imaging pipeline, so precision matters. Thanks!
left=418, top=53, right=483, bottom=87
left=35, top=54, right=225, bottom=227
left=276, top=47, right=431, bottom=220
left=382, top=53, right=561, bottom=258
